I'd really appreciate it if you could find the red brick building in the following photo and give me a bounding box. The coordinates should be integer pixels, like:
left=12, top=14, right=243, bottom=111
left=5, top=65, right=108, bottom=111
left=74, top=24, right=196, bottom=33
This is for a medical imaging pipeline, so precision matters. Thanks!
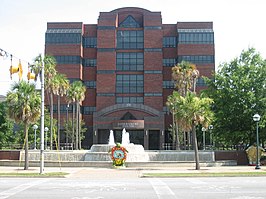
left=45, top=7, right=215, bottom=150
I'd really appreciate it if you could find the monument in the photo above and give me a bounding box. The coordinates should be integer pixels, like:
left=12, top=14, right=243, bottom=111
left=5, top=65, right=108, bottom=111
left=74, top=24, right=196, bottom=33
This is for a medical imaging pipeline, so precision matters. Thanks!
left=85, top=128, right=149, bottom=162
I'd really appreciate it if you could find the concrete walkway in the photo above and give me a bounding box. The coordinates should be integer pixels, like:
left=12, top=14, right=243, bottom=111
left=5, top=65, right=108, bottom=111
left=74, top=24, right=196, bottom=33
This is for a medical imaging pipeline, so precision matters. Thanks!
left=1, top=165, right=266, bottom=179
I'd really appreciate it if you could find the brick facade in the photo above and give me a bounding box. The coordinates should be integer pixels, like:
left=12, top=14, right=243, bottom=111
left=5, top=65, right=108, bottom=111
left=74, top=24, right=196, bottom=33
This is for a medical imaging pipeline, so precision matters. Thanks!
left=45, top=7, right=215, bottom=150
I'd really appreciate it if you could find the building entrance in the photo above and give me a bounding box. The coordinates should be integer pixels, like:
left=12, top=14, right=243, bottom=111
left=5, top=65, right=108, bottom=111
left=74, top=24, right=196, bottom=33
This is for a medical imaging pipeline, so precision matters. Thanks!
left=148, top=130, right=160, bottom=150
left=114, top=130, right=144, bottom=146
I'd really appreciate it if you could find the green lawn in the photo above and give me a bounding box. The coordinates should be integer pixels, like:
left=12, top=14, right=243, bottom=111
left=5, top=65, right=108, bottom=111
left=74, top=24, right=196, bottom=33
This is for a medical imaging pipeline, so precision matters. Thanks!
left=0, top=172, right=68, bottom=178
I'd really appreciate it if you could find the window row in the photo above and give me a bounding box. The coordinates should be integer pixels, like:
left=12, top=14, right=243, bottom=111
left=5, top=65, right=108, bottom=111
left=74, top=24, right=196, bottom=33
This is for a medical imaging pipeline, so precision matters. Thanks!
left=163, top=58, right=176, bottom=67
left=163, top=81, right=175, bottom=88
left=177, top=55, right=214, bottom=64
left=116, top=97, right=143, bottom=104
left=83, top=59, right=96, bottom=67
left=46, top=33, right=213, bottom=46
left=82, top=106, right=96, bottom=115
left=83, top=37, right=97, bottom=48
left=54, top=55, right=213, bottom=66
left=55, top=56, right=81, bottom=64
left=163, top=37, right=176, bottom=48
left=84, top=81, right=96, bottom=88
left=117, top=30, right=144, bottom=49
left=45, top=33, right=82, bottom=44
left=116, top=52, right=143, bottom=71
left=116, top=75, right=144, bottom=93
left=178, top=33, right=214, bottom=44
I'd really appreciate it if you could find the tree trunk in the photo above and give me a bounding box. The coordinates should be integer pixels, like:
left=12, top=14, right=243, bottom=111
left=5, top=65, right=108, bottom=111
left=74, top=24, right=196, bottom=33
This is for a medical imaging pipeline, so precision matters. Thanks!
left=49, top=92, right=53, bottom=150
left=75, top=102, right=79, bottom=150
left=24, top=124, right=29, bottom=170
left=172, top=112, right=176, bottom=150
left=57, top=95, right=60, bottom=150
left=78, top=104, right=81, bottom=149
left=192, top=123, right=200, bottom=170
left=175, top=122, right=180, bottom=150
left=72, top=103, right=75, bottom=149
left=66, top=104, right=69, bottom=145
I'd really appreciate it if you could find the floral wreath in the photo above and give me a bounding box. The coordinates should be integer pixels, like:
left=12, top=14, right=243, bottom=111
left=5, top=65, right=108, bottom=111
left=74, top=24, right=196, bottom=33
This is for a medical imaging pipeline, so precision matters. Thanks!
left=110, top=143, right=128, bottom=167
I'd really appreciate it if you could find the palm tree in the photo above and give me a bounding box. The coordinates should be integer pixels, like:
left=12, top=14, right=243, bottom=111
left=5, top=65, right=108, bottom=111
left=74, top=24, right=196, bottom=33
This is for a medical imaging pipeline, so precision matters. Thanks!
left=166, top=93, right=179, bottom=150
left=67, top=81, right=86, bottom=149
left=173, top=91, right=213, bottom=170
left=171, top=61, right=199, bottom=149
left=172, top=61, right=199, bottom=96
left=32, top=55, right=57, bottom=149
left=53, top=74, right=69, bottom=149
left=66, top=83, right=76, bottom=148
left=43, top=56, right=57, bottom=149
left=6, top=81, right=41, bottom=170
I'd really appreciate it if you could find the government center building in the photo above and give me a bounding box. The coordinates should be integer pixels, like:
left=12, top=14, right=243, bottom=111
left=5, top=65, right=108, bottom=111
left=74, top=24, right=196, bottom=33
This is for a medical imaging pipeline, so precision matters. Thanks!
left=45, top=7, right=215, bottom=150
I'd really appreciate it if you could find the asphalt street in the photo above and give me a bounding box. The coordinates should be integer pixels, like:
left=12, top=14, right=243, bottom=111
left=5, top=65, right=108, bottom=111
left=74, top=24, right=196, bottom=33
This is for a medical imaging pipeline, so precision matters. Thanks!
left=0, top=176, right=266, bottom=199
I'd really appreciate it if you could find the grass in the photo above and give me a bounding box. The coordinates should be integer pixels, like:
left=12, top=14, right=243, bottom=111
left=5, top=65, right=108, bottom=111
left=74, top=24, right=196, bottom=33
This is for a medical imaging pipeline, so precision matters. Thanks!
left=142, top=171, right=266, bottom=178
left=0, top=172, right=68, bottom=178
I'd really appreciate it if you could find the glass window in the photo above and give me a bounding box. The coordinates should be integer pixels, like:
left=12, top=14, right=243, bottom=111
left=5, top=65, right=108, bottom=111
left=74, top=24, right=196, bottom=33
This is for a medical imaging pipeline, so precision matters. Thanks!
left=178, top=32, right=214, bottom=44
left=84, top=81, right=96, bottom=88
left=54, top=56, right=81, bottom=64
left=45, top=33, right=81, bottom=44
left=83, top=37, right=97, bottom=48
left=82, top=106, right=96, bottom=115
left=119, top=15, right=141, bottom=28
left=163, top=81, right=175, bottom=88
left=116, top=97, right=143, bottom=104
left=117, top=30, right=144, bottom=49
left=116, top=74, right=143, bottom=93
left=83, top=59, right=96, bottom=67
left=116, top=52, right=143, bottom=71
left=177, top=55, right=214, bottom=64
left=163, top=58, right=176, bottom=67
left=163, top=37, right=176, bottom=47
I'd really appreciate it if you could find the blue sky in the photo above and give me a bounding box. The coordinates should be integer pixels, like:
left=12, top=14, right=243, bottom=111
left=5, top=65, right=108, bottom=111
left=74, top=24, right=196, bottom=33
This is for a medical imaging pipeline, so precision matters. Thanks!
left=0, top=0, right=265, bottom=95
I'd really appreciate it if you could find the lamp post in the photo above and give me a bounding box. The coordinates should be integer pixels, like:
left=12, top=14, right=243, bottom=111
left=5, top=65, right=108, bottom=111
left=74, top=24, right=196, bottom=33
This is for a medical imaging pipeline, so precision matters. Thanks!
left=202, top=127, right=206, bottom=150
left=40, top=58, right=45, bottom=174
left=209, top=125, right=214, bottom=148
left=32, top=124, right=38, bottom=150
left=253, top=113, right=261, bottom=169
left=44, top=127, right=49, bottom=150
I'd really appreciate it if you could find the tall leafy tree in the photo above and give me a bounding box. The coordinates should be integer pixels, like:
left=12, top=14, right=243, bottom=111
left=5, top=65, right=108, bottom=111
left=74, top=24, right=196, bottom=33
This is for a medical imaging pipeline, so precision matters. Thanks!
left=64, top=119, right=87, bottom=148
left=0, top=101, right=14, bottom=149
left=169, top=61, right=199, bottom=149
left=205, top=48, right=266, bottom=145
left=170, top=91, right=213, bottom=170
left=6, top=81, right=41, bottom=170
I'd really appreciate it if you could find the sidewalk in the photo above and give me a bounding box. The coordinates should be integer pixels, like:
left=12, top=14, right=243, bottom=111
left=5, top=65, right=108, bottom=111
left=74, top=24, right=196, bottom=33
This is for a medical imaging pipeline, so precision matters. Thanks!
left=1, top=165, right=266, bottom=179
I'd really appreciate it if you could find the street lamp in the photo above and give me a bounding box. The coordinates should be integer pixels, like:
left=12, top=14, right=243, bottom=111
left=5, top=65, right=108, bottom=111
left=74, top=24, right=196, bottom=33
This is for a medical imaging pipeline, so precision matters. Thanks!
left=202, top=127, right=206, bottom=150
left=32, top=124, right=38, bottom=150
left=253, top=114, right=261, bottom=169
left=209, top=125, right=214, bottom=148
left=44, top=127, right=49, bottom=150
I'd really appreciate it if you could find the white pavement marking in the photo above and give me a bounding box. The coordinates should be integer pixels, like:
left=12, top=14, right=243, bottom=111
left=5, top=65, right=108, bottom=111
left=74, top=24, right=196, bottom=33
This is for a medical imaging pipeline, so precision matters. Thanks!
left=0, top=179, right=49, bottom=199
left=148, top=179, right=175, bottom=199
